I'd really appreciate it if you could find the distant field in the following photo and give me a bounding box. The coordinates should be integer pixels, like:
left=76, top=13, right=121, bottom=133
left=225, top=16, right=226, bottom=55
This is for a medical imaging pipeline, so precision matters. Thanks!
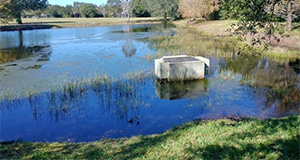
left=0, top=17, right=162, bottom=30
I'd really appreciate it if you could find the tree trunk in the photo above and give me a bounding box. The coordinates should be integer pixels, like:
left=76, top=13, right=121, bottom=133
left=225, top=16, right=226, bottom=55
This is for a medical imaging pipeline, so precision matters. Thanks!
left=285, top=1, right=292, bottom=31
left=164, top=13, right=167, bottom=21
left=16, top=11, right=22, bottom=24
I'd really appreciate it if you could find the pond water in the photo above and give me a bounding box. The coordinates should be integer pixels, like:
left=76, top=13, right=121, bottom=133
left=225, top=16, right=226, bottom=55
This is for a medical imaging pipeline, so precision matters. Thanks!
left=0, top=23, right=299, bottom=142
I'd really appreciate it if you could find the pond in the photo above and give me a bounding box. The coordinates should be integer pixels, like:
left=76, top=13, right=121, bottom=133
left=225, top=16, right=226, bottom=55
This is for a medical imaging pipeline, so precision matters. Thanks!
left=0, top=23, right=299, bottom=142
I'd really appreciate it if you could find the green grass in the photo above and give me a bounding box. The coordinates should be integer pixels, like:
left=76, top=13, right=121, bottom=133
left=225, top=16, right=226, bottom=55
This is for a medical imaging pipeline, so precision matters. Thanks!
left=1, top=116, right=299, bottom=159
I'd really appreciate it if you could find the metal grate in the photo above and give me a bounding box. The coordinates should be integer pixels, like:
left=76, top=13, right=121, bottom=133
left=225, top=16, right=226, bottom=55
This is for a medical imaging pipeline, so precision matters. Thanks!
left=163, top=57, right=200, bottom=63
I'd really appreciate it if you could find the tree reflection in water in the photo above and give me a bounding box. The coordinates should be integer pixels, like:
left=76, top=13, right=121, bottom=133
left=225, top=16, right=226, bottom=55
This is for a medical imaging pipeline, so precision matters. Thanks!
left=121, top=25, right=137, bottom=58
left=223, top=55, right=300, bottom=115
left=0, top=30, right=52, bottom=64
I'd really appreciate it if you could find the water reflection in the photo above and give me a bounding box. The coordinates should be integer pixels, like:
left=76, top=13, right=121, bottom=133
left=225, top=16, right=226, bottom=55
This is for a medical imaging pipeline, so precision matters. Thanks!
left=0, top=76, right=152, bottom=123
left=222, top=55, right=300, bottom=115
left=0, top=30, right=52, bottom=64
left=155, top=79, right=209, bottom=100
left=111, top=22, right=176, bottom=33
left=0, top=23, right=299, bottom=142
left=122, top=41, right=137, bottom=57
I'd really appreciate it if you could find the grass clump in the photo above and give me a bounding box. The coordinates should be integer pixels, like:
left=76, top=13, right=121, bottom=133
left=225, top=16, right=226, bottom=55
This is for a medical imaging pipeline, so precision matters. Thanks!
left=1, top=116, right=299, bottom=159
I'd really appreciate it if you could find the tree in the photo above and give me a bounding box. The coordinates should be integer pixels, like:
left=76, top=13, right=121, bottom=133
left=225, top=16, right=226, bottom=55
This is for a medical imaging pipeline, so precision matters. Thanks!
left=178, top=0, right=220, bottom=20
left=99, top=4, right=107, bottom=17
left=64, top=5, right=74, bottom=17
left=276, top=0, right=300, bottom=31
left=222, top=0, right=285, bottom=46
left=73, top=2, right=84, bottom=17
left=0, top=0, right=13, bottom=23
left=80, top=3, right=98, bottom=18
left=121, top=0, right=130, bottom=20
left=146, top=0, right=180, bottom=20
left=130, top=0, right=150, bottom=17
left=46, top=5, right=62, bottom=17
left=106, top=0, right=122, bottom=17
left=10, top=0, right=48, bottom=24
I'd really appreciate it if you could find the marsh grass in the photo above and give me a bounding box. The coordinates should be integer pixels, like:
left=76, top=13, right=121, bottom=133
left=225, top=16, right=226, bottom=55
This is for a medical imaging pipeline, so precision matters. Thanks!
left=0, top=71, right=153, bottom=122
left=1, top=116, right=299, bottom=159
left=145, top=53, right=154, bottom=62
left=146, top=28, right=246, bottom=58
left=149, top=21, right=300, bottom=61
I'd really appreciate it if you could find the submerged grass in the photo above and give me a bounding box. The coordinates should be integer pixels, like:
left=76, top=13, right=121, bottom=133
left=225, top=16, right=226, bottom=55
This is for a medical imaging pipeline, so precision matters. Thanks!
left=0, top=116, right=299, bottom=159
left=0, top=71, right=150, bottom=102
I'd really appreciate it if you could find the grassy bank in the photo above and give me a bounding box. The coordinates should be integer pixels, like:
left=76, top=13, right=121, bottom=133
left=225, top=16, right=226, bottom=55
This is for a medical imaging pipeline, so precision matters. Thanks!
left=0, top=17, right=162, bottom=31
left=1, top=116, right=299, bottom=159
left=170, top=20, right=300, bottom=61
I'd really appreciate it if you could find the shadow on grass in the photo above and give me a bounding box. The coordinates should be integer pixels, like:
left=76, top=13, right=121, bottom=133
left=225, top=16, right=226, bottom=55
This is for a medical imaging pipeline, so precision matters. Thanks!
left=0, top=116, right=299, bottom=159
left=187, top=117, right=300, bottom=159
left=189, top=135, right=299, bottom=159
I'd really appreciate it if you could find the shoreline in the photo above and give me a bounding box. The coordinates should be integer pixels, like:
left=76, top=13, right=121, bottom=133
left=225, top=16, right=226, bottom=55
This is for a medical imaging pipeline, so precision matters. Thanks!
left=1, top=115, right=299, bottom=159
left=0, top=18, right=163, bottom=32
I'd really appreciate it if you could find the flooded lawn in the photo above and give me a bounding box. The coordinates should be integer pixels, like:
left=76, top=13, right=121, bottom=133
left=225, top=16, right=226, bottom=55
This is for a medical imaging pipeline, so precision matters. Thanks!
left=0, top=23, right=299, bottom=142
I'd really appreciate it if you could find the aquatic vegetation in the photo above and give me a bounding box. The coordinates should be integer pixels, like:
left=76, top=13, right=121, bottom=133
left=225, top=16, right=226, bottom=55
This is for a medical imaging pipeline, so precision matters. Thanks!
left=0, top=72, right=154, bottom=122
left=145, top=27, right=300, bottom=61
left=145, top=53, right=154, bottom=62
left=145, top=28, right=238, bottom=58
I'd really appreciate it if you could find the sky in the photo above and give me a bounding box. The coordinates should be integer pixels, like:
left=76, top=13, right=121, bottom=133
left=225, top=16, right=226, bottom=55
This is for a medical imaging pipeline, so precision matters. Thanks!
left=48, top=0, right=107, bottom=6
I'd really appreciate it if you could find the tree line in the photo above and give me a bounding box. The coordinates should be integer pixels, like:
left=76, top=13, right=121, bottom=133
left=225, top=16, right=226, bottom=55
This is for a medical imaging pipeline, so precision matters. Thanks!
left=1, top=0, right=299, bottom=31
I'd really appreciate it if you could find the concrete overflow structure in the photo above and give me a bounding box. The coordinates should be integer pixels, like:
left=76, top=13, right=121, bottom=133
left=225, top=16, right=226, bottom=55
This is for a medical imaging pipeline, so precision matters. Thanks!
left=155, top=55, right=210, bottom=81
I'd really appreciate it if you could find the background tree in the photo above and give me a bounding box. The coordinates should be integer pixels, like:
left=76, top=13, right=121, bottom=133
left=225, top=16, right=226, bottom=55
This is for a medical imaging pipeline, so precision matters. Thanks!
left=222, top=0, right=284, bottom=45
left=64, top=5, right=74, bottom=17
left=46, top=5, right=62, bottom=17
left=80, top=3, right=99, bottom=18
left=106, top=0, right=122, bottom=17
left=0, top=0, right=13, bottom=23
left=146, top=0, right=180, bottom=20
left=130, top=0, right=150, bottom=17
left=178, top=0, right=220, bottom=20
left=72, top=2, right=83, bottom=17
left=99, top=4, right=107, bottom=17
left=276, top=0, right=300, bottom=31
left=10, top=0, right=48, bottom=24
left=121, top=0, right=131, bottom=21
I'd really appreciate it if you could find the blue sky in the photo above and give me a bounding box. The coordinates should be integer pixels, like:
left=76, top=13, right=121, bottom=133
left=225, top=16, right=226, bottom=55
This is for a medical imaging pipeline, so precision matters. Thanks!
left=48, top=0, right=107, bottom=6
